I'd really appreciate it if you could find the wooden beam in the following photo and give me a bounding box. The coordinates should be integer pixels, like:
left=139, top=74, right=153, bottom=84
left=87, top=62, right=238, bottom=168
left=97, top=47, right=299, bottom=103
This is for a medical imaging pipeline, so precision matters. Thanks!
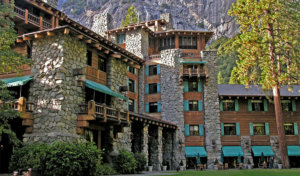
left=34, top=34, right=43, bottom=39
left=16, top=38, right=23, bottom=43
left=111, top=53, right=121, bottom=59
left=76, top=35, right=83, bottom=39
left=64, top=28, right=70, bottom=35
left=22, top=36, right=32, bottom=41
left=47, top=31, right=55, bottom=36
left=104, top=50, right=110, bottom=54
left=85, top=39, right=92, bottom=44
left=130, top=64, right=141, bottom=69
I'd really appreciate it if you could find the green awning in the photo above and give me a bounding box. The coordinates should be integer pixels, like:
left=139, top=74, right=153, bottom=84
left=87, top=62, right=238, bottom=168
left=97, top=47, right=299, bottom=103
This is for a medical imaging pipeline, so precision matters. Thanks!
left=84, top=79, right=128, bottom=100
left=288, top=146, right=300, bottom=156
left=185, top=146, right=207, bottom=157
left=222, top=146, right=244, bottom=157
left=251, top=146, right=274, bottom=156
left=0, top=75, right=32, bottom=87
left=180, top=61, right=207, bottom=64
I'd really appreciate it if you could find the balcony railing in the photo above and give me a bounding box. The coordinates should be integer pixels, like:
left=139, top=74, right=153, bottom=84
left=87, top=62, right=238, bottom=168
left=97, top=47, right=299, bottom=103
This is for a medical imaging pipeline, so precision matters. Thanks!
left=182, top=66, right=205, bottom=77
left=86, top=66, right=107, bottom=85
left=146, top=54, right=161, bottom=61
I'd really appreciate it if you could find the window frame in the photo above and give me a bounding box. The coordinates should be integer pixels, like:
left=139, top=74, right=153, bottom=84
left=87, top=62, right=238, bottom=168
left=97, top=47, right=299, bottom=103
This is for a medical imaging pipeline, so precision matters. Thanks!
left=149, top=102, right=158, bottom=113
left=128, top=66, right=135, bottom=74
left=251, top=100, right=264, bottom=111
left=188, top=101, right=198, bottom=111
left=148, top=65, right=158, bottom=76
left=188, top=81, right=198, bottom=92
left=128, top=99, right=134, bottom=112
left=98, top=55, right=106, bottom=72
left=189, top=125, right=199, bottom=136
left=223, top=123, right=237, bottom=136
left=128, top=79, right=135, bottom=92
left=281, top=100, right=293, bottom=112
left=222, top=100, right=235, bottom=111
left=117, top=34, right=126, bottom=44
left=284, top=122, right=295, bottom=135
left=149, top=83, right=158, bottom=94
left=87, top=50, right=92, bottom=66
left=253, top=123, right=266, bottom=135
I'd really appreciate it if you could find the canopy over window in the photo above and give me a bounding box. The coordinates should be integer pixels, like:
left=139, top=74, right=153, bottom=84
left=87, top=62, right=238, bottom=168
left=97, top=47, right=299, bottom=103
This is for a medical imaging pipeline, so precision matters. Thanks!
left=287, top=146, right=300, bottom=156
left=185, top=146, right=207, bottom=157
left=222, top=146, right=244, bottom=157
left=0, top=75, right=32, bottom=87
left=251, top=146, right=274, bottom=156
left=84, top=79, right=128, bottom=100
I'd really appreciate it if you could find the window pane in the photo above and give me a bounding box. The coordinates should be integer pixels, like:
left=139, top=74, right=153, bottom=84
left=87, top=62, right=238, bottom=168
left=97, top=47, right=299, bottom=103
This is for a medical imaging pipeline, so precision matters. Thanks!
left=87, top=50, right=92, bottom=66
left=129, top=79, right=135, bottom=92
left=98, top=55, right=106, bottom=72
left=189, top=101, right=198, bottom=111
left=253, top=123, right=265, bottom=135
left=252, top=100, right=263, bottom=111
left=223, top=100, right=235, bottom=111
left=282, top=100, right=292, bottom=112
left=188, top=81, right=198, bottom=92
left=190, top=125, right=199, bottom=136
left=129, top=99, right=134, bottom=112
left=149, top=83, right=158, bottom=94
left=224, top=123, right=236, bottom=135
left=149, top=102, right=158, bottom=113
left=149, top=65, right=158, bottom=75
left=284, top=123, right=294, bottom=135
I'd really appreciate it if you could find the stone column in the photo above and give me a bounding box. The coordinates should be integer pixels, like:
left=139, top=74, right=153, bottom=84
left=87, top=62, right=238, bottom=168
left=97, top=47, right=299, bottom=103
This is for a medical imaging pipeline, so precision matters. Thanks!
left=241, top=136, right=253, bottom=165
left=201, top=50, right=222, bottom=169
left=157, top=127, right=163, bottom=171
left=112, top=124, right=132, bottom=155
left=24, top=34, right=86, bottom=143
left=91, top=13, right=113, bottom=38
left=160, top=49, right=185, bottom=168
left=163, top=129, right=173, bottom=168
left=138, top=66, right=145, bottom=114
left=270, top=136, right=281, bottom=167
left=160, top=13, right=174, bottom=30
left=142, top=124, right=149, bottom=165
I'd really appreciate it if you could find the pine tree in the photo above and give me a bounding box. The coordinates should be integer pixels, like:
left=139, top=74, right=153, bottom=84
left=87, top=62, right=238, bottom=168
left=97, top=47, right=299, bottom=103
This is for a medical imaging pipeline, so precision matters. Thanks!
left=217, top=72, right=225, bottom=84
left=228, top=0, right=300, bottom=168
left=121, top=6, right=139, bottom=27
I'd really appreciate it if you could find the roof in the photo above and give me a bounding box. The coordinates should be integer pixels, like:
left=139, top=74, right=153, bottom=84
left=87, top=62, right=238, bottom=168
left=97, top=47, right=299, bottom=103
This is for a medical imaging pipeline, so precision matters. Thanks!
left=218, top=84, right=300, bottom=97
left=129, top=112, right=177, bottom=129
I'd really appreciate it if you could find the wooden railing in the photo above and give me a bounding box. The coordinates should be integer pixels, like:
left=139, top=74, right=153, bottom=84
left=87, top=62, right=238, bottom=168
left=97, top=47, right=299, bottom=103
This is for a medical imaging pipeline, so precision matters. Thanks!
left=182, top=53, right=200, bottom=58
left=146, top=54, right=161, bottom=61
left=182, top=66, right=205, bottom=77
left=86, top=66, right=107, bottom=85
left=14, top=6, right=52, bottom=30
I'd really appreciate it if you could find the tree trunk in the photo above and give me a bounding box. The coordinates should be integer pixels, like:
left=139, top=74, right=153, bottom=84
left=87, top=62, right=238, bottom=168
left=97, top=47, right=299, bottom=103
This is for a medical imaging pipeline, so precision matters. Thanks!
left=273, top=85, right=290, bottom=168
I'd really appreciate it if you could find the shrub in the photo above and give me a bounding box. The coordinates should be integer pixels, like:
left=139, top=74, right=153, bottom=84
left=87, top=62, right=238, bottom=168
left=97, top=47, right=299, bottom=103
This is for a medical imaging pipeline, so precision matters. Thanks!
left=114, top=149, right=137, bottom=174
left=134, top=153, right=146, bottom=173
left=97, top=163, right=117, bottom=175
left=214, top=159, right=219, bottom=165
left=9, top=142, right=103, bottom=176
left=179, top=160, right=184, bottom=166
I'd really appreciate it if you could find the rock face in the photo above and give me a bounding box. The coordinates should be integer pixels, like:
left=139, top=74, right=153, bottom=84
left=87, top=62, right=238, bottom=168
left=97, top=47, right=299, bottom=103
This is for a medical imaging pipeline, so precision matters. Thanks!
left=59, top=0, right=238, bottom=38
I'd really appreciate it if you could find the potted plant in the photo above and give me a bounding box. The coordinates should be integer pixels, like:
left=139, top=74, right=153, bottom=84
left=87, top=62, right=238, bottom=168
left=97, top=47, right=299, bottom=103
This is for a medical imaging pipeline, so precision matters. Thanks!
left=247, top=159, right=252, bottom=169
left=214, top=158, right=219, bottom=170
left=148, top=160, right=153, bottom=172
left=162, top=159, right=167, bottom=171
left=179, top=160, right=184, bottom=171
left=278, top=159, right=282, bottom=169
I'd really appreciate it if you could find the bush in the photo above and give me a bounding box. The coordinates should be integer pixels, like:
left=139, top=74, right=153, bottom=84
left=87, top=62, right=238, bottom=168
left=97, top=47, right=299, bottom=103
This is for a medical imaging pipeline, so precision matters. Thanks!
left=114, top=150, right=137, bottom=174
left=134, top=153, right=146, bottom=173
left=97, top=164, right=117, bottom=175
left=9, top=142, right=103, bottom=176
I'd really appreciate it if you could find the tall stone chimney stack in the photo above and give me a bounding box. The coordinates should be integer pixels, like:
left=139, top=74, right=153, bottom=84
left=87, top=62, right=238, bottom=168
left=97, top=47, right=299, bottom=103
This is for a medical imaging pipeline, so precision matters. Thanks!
left=160, top=13, right=174, bottom=30
left=91, top=13, right=113, bottom=38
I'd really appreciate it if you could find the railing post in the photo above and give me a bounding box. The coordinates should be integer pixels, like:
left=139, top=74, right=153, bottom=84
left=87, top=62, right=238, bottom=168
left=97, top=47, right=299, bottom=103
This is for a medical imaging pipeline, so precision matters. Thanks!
left=18, top=97, right=26, bottom=113
left=197, top=65, right=201, bottom=77
left=103, top=104, right=107, bottom=122
left=51, top=16, right=55, bottom=28
left=117, top=108, right=121, bottom=121
left=25, top=9, right=28, bottom=24
left=39, top=16, right=43, bottom=30
left=188, top=68, right=192, bottom=77
left=126, top=111, right=130, bottom=123
left=88, top=100, right=95, bottom=117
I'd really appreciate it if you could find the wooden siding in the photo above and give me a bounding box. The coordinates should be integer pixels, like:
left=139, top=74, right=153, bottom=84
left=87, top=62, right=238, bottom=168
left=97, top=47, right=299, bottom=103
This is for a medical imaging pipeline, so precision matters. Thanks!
left=185, top=136, right=205, bottom=146
left=184, top=112, right=204, bottom=124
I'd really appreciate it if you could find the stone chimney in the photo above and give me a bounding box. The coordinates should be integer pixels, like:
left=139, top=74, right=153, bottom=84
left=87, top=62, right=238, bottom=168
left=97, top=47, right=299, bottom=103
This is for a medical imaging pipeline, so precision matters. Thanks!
left=42, top=0, right=58, bottom=9
left=160, top=13, right=174, bottom=30
left=91, top=13, right=113, bottom=38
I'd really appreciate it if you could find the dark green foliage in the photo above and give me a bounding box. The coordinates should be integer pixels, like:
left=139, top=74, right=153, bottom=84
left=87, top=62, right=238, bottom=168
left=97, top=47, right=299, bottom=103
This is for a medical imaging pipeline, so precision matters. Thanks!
left=134, top=153, right=146, bottom=173
left=114, top=149, right=137, bottom=174
left=148, top=159, right=153, bottom=166
left=9, top=142, right=103, bottom=176
left=121, top=6, right=139, bottom=27
left=179, top=160, right=184, bottom=166
left=96, top=163, right=117, bottom=175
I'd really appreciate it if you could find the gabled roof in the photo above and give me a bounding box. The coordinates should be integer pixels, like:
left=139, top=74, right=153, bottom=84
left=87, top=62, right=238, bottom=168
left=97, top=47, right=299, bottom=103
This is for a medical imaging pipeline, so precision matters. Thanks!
left=218, top=84, right=300, bottom=97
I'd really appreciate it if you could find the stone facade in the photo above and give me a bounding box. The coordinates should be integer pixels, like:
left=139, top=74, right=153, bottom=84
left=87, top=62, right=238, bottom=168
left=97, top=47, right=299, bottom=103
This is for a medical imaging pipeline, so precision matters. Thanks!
left=24, top=34, right=86, bottom=143
left=241, top=136, right=253, bottom=165
left=42, top=0, right=57, bottom=8
left=160, top=13, right=174, bottom=30
left=112, top=125, right=132, bottom=154
left=270, top=136, right=281, bottom=167
left=162, top=129, right=174, bottom=169
left=138, top=66, right=145, bottom=114
left=201, top=50, right=222, bottom=169
left=142, top=124, right=149, bottom=165
left=125, top=29, right=149, bottom=59
left=91, top=13, right=113, bottom=38
left=160, top=49, right=185, bottom=168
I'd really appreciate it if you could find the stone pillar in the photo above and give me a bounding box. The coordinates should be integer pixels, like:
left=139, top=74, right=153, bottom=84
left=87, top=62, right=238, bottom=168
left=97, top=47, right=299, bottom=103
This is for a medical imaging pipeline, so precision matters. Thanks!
left=160, top=13, right=174, bottom=30
left=142, top=124, right=149, bottom=165
left=163, top=129, right=173, bottom=168
left=91, top=13, right=113, bottom=38
left=125, top=29, right=149, bottom=59
left=241, top=136, right=253, bottom=165
left=201, top=50, right=222, bottom=169
left=157, top=127, right=163, bottom=171
left=160, top=49, right=185, bottom=169
left=112, top=124, right=132, bottom=155
left=42, top=0, right=57, bottom=8
left=24, top=34, right=86, bottom=143
left=270, top=136, right=281, bottom=167
left=138, top=66, right=145, bottom=114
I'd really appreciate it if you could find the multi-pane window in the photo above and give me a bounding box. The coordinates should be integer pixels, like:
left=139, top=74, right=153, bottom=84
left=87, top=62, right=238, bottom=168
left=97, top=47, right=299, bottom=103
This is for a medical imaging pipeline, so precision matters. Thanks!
left=149, top=102, right=158, bottom=113
left=128, top=66, right=135, bottom=74
left=190, top=125, right=199, bottom=136
left=179, top=37, right=197, bottom=49
left=149, top=65, right=158, bottom=75
left=128, top=79, right=135, bottom=92
left=251, top=100, right=264, bottom=111
left=282, top=100, right=292, bottom=112
left=188, top=81, right=198, bottom=92
left=284, top=123, right=295, bottom=135
left=159, top=36, right=175, bottom=51
left=189, top=101, right=198, bottom=111
left=87, top=50, right=92, bottom=66
left=149, top=83, right=158, bottom=94
left=253, top=123, right=265, bottom=135
left=128, top=99, right=134, bottom=112
left=224, top=123, right=236, bottom=135
left=98, top=55, right=106, bottom=72
left=223, top=100, right=235, bottom=111
left=117, top=34, right=126, bottom=44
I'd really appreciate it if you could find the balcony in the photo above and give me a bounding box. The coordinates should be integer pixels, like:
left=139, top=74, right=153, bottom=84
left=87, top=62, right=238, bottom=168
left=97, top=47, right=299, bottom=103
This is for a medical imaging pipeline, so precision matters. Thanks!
left=181, top=66, right=206, bottom=78
left=14, top=6, right=52, bottom=30
left=86, top=66, right=107, bottom=85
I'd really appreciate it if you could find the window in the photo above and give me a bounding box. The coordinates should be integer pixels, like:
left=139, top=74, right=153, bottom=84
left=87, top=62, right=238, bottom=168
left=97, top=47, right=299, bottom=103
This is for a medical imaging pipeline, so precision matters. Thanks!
left=222, top=100, right=235, bottom=111
left=149, top=83, right=158, bottom=94
left=117, top=34, right=126, bottom=44
left=128, top=99, right=134, bottom=112
left=98, top=55, right=106, bottom=72
left=87, top=50, right=92, bottom=66
left=189, top=101, right=198, bottom=111
left=224, top=123, right=236, bottom=135
left=149, top=65, right=158, bottom=75
left=251, top=100, right=264, bottom=111
left=188, top=81, right=198, bottom=92
left=128, top=66, right=135, bottom=74
left=187, top=65, right=198, bottom=71
left=282, top=100, right=292, bottom=112
left=159, top=36, right=175, bottom=51
left=179, top=36, right=197, bottom=49
left=284, top=123, right=295, bottom=135
left=253, top=123, right=265, bottom=135
left=149, top=102, right=158, bottom=113
left=190, top=125, right=199, bottom=136
left=128, top=79, right=135, bottom=92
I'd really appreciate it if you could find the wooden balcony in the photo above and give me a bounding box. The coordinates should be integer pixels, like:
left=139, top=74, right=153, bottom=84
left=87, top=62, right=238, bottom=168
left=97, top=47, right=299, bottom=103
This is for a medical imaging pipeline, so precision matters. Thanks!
left=86, top=66, right=107, bottom=85
left=181, top=66, right=206, bottom=78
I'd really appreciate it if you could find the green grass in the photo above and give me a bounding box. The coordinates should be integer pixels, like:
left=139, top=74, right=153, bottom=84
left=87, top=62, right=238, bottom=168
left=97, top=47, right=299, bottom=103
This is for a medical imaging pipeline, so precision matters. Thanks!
left=166, top=169, right=300, bottom=176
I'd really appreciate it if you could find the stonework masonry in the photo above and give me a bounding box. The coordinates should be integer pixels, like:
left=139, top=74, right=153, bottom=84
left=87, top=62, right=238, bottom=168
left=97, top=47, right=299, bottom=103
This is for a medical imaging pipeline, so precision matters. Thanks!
left=241, top=136, right=253, bottom=165
left=270, top=136, right=281, bottom=168
left=91, top=13, right=113, bottom=38
left=201, top=50, right=222, bottom=169
left=160, top=49, right=185, bottom=168
left=160, top=13, right=174, bottom=30
left=112, top=125, right=132, bottom=154
left=142, top=124, right=149, bottom=165
left=125, top=29, right=149, bottom=59
left=24, top=34, right=86, bottom=143
left=138, top=66, right=145, bottom=114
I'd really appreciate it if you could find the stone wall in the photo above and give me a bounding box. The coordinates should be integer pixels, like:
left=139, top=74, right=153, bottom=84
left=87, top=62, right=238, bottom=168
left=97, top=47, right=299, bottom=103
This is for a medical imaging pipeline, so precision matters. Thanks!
left=24, top=34, right=86, bottom=143
left=162, top=128, right=174, bottom=168
left=142, top=124, right=149, bottom=165
left=106, top=57, right=127, bottom=110
left=201, top=50, right=222, bottom=169
left=148, top=125, right=162, bottom=170
left=241, top=136, right=253, bottom=165
left=138, top=66, right=145, bottom=114
left=42, top=0, right=57, bottom=8
left=125, top=29, right=149, bottom=59
left=160, top=49, right=185, bottom=168
left=270, top=136, right=281, bottom=167
left=160, top=13, right=174, bottom=30
left=91, top=13, right=113, bottom=38
left=112, top=125, right=132, bottom=154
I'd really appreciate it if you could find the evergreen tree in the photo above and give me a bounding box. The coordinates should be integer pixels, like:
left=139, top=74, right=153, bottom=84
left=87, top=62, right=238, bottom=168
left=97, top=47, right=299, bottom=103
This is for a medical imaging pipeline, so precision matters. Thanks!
left=217, top=72, right=225, bottom=84
left=121, top=5, right=139, bottom=27
left=228, top=0, right=300, bottom=168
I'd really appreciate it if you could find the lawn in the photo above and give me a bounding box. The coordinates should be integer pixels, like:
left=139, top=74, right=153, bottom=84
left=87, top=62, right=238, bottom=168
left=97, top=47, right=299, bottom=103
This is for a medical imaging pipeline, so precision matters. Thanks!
left=166, top=169, right=300, bottom=176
